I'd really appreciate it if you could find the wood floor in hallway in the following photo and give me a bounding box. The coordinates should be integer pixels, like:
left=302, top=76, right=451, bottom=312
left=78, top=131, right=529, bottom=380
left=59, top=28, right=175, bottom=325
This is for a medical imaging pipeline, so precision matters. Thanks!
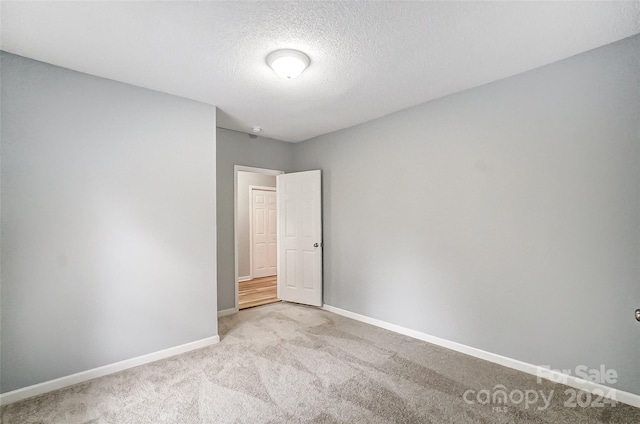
left=238, top=276, right=280, bottom=309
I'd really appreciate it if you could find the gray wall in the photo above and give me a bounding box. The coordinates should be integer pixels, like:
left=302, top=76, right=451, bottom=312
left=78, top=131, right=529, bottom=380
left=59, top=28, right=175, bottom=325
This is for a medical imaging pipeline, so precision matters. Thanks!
left=237, top=172, right=277, bottom=279
left=216, top=128, right=294, bottom=311
left=293, top=35, right=640, bottom=395
left=0, top=53, right=218, bottom=393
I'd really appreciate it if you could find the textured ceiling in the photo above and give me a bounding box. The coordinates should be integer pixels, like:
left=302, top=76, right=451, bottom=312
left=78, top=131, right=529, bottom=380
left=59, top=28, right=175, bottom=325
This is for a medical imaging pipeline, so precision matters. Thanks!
left=2, top=1, right=639, bottom=142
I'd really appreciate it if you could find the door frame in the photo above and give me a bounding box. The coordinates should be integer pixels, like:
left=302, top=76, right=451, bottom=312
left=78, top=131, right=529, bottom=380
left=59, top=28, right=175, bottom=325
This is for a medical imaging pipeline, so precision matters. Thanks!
left=248, top=185, right=276, bottom=280
left=234, top=165, right=284, bottom=311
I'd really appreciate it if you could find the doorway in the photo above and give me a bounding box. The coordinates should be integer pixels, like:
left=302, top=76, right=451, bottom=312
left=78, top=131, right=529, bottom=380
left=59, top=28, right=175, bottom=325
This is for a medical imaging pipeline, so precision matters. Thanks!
left=235, top=166, right=283, bottom=310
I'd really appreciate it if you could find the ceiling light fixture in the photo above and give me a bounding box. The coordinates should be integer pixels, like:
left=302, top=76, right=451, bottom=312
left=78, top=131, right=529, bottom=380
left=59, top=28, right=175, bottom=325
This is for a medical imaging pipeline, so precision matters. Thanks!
left=266, top=49, right=310, bottom=79
left=252, top=126, right=262, bottom=133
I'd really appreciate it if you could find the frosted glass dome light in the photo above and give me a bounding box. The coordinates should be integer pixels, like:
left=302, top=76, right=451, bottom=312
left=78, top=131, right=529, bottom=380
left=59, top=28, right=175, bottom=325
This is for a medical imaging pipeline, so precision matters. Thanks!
left=266, top=49, right=310, bottom=79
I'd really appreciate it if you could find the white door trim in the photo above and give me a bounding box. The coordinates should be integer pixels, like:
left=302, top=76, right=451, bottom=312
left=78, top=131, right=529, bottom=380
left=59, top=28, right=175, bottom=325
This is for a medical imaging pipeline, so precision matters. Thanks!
left=233, top=166, right=284, bottom=311
left=249, top=185, right=276, bottom=280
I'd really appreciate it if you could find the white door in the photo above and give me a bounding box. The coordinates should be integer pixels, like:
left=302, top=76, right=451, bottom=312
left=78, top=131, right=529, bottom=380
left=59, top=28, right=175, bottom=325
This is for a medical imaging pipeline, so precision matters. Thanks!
left=251, top=189, right=277, bottom=278
left=277, top=170, right=322, bottom=306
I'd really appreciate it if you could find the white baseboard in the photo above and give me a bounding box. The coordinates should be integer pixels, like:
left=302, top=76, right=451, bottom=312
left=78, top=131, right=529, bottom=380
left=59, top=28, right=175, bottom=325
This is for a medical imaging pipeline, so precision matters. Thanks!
left=0, top=335, right=220, bottom=406
left=238, top=276, right=251, bottom=282
left=218, top=307, right=238, bottom=317
left=322, top=304, right=640, bottom=409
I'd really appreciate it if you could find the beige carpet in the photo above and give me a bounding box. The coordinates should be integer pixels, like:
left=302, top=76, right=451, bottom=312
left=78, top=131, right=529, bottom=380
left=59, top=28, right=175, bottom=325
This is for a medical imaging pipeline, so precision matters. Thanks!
left=2, top=302, right=639, bottom=423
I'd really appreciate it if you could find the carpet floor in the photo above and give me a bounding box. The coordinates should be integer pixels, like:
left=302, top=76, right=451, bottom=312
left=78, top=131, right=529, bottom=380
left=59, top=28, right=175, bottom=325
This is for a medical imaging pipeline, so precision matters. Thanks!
left=2, top=302, right=639, bottom=423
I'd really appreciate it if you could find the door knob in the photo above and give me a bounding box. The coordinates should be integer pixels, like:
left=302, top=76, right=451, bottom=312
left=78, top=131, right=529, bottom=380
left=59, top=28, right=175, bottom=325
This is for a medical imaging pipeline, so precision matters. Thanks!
left=314, top=243, right=319, bottom=247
